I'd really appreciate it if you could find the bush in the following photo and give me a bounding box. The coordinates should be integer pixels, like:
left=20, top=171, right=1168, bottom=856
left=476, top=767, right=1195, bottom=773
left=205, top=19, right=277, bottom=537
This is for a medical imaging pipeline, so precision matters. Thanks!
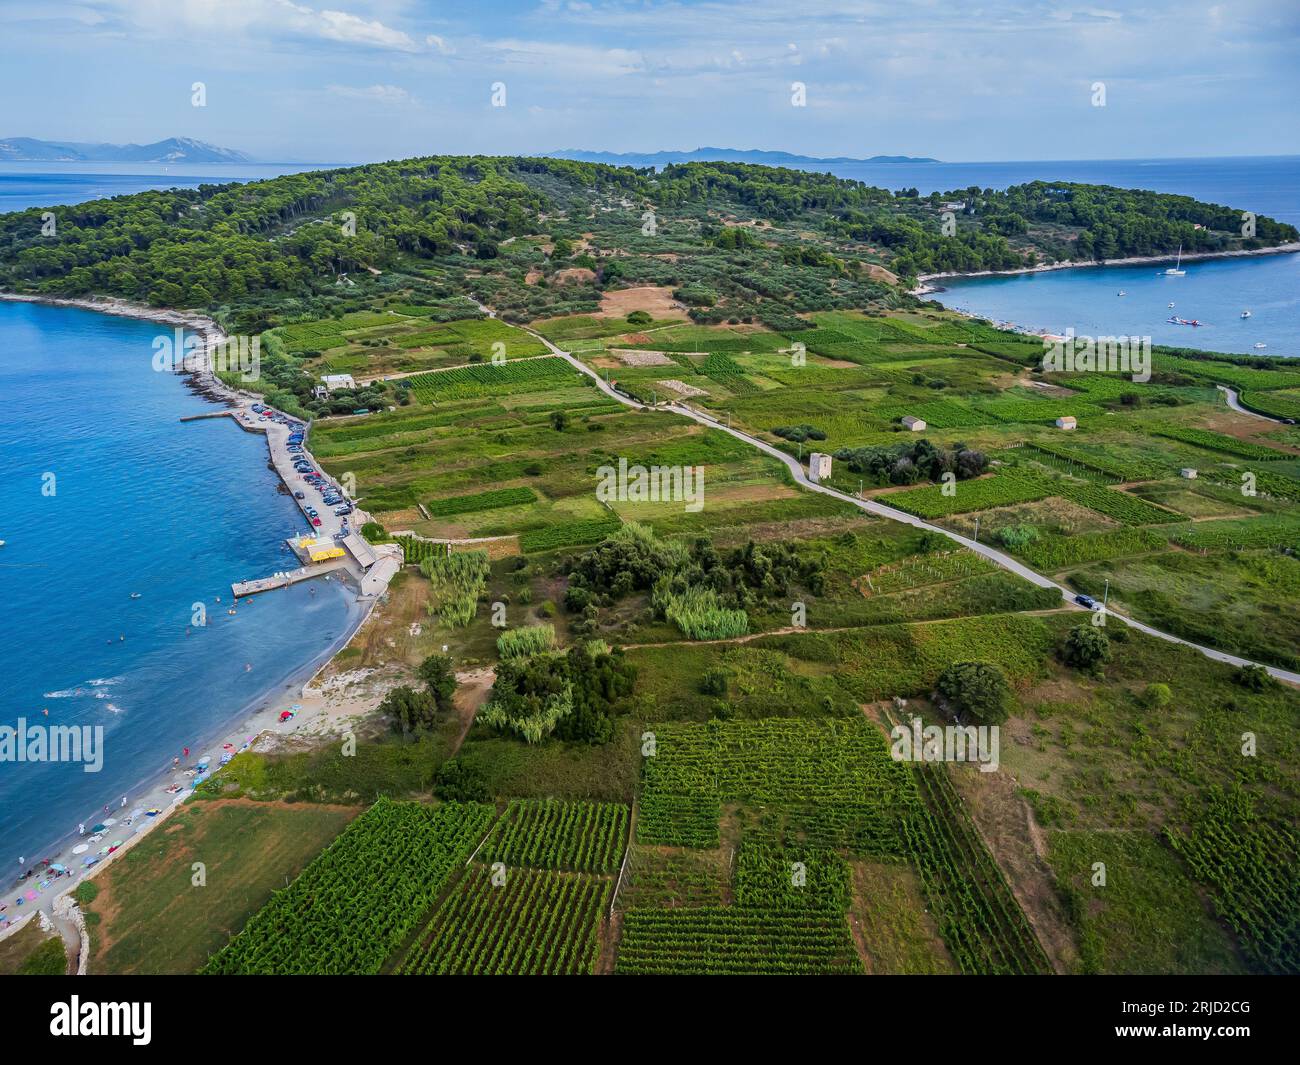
left=934, top=660, right=1013, bottom=724
left=1233, top=663, right=1275, bottom=692
left=1141, top=682, right=1172, bottom=709
left=700, top=668, right=729, bottom=697
left=432, top=759, right=491, bottom=802
left=626, top=310, right=652, bottom=326
left=74, top=881, right=100, bottom=905
left=1060, top=624, right=1111, bottom=674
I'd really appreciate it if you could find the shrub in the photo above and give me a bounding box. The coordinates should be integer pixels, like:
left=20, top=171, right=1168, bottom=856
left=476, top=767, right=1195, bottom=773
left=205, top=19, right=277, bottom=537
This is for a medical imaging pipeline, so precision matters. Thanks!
left=1233, top=663, right=1275, bottom=692
left=934, top=660, right=1013, bottom=724
left=700, top=668, right=729, bottom=696
left=1141, top=682, right=1172, bottom=709
left=1060, top=624, right=1111, bottom=674
left=432, top=759, right=491, bottom=802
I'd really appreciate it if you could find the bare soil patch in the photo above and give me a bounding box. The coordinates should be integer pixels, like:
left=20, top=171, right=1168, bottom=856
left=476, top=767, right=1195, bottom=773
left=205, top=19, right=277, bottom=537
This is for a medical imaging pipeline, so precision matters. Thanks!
left=596, top=285, right=689, bottom=320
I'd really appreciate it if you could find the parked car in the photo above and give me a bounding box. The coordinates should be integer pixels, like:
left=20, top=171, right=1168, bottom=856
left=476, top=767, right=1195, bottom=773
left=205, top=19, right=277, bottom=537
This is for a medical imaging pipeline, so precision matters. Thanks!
left=311, top=517, right=322, bottom=527
left=294, top=491, right=305, bottom=499
left=1075, top=594, right=1097, bottom=609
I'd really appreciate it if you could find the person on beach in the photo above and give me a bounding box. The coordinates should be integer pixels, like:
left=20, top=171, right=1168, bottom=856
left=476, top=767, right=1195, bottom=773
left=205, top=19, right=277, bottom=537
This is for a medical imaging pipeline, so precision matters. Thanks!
left=78, top=824, right=84, bottom=836
left=183, top=747, right=190, bottom=759
left=120, top=795, right=126, bottom=808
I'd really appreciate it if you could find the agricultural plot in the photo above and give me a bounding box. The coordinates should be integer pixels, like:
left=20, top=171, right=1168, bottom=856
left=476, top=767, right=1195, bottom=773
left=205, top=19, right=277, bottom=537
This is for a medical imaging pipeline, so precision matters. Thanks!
left=405, top=357, right=580, bottom=402
left=396, top=866, right=611, bottom=976
left=904, top=765, right=1052, bottom=975
left=480, top=800, right=630, bottom=874
left=201, top=799, right=494, bottom=975
left=638, top=718, right=918, bottom=852
left=1167, top=514, right=1300, bottom=552
left=1015, top=527, right=1166, bottom=570
left=426, top=486, right=536, bottom=517
left=855, top=549, right=995, bottom=595
left=882, top=473, right=1053, bottom=518
left=615, top=907, right=862, bottom=975
left=1148, top=424, right=1288, bottom=459
left=1165, top=799, right=1300, bottom=975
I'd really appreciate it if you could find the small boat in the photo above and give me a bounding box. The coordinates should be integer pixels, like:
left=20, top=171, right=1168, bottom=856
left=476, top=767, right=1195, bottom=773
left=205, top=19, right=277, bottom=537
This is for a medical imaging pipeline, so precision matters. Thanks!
left=1168, top=302, right=1175, bottom=308
left=1117, top=290, right=1127, bottom=296
left=1241, top=310, right=1251, bottom=318
left=1255, top=342, right=1268, bottom=349
left=1165, top=244, right=1186, bottom=276
left=129, top=592, right=142, bottom=600
left=1168, top=316, right=1204, bottom=326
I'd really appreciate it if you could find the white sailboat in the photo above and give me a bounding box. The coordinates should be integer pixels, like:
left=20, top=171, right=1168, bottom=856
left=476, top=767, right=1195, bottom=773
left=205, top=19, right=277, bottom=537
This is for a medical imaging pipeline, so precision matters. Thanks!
left=1165, top=244, right=1186, bottom=276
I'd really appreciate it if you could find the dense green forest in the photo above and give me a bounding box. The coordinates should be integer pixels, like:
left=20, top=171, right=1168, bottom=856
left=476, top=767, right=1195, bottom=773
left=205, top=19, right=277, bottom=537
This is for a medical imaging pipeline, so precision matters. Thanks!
left=0, top=156, right=1293, bottom=331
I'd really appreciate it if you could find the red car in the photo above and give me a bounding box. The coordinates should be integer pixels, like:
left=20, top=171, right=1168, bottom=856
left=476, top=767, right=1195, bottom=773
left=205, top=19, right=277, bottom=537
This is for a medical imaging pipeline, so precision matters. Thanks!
left=311, top=517, right=321, bottom=527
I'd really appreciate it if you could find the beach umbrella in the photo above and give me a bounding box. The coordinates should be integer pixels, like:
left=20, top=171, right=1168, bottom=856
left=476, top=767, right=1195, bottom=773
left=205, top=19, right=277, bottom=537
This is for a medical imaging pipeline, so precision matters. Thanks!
left=71, top=845, right=88, bottom=855
left=51, top=864, right=66, bottom=872
left=91, top=824, right=105, bottom=833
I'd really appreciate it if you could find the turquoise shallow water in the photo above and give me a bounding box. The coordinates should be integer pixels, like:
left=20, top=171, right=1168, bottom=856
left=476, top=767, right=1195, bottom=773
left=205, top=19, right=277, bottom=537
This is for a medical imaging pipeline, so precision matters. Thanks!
left=0, top=301, right=362, bottom=874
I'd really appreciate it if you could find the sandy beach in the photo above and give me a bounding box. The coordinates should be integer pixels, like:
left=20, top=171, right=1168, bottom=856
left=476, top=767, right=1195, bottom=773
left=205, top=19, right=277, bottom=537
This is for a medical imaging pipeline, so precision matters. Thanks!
left=0, top=291, right=400, bottom=951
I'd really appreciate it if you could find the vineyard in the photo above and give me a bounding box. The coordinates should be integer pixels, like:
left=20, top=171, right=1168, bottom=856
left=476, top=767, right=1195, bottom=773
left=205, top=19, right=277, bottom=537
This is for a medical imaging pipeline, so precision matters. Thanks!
left=518, top=518, right=622, bottom=553
left=1022, top=441, right=1164, bottom=483
left=426, top=486, right=536, bottom=517
left=200, top=800, right=494, bottom=975
left=1164, top=791, right=1300, bottom=975
left=637, top=718, right=918, bottom=853
left=615, top=907, right=863, bottom=974
left=1148, top=424, right=1287, bottom=460
left=480, top=800, right=629, bottom=874
left=855, top=548, right=995, bottom=595
left=1168, top=514, right=1300, bottom=553
left=396, top=866, right=611, bottom=975
left=1042, top=476, right=1182, bottom=525
left=903, top=765, right=1053, bottom=975
left=405, top=357, right=577, bottom=401
left=883, top=473, right=1053, bottom=518
left=1016, top=527, right=1166, bottom=570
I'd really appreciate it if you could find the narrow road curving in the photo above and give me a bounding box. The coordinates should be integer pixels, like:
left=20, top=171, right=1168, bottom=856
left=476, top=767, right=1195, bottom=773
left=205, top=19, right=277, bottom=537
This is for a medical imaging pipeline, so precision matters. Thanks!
left=494, top=303, right=1300, bottom=686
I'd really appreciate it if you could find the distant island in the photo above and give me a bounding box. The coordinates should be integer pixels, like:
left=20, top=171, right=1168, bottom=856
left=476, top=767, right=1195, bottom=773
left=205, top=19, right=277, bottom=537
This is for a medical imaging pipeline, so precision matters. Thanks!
left=549, top=147, right=939, bottom=167
left=0, top=136, right=250, bottom=163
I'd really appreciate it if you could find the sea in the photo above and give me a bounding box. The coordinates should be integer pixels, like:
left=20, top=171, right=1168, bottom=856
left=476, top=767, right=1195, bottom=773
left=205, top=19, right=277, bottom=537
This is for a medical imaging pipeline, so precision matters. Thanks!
left=0, top=299, right=364, bottom=876
left=0, top=155, right=1293, bottom=875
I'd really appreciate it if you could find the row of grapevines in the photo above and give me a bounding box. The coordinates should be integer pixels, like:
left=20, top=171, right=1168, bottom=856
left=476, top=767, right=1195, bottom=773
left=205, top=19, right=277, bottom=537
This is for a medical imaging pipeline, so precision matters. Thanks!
left=201, top=799, right=494, bottom=975
left=397, top=866, right=610, bottom=975
left=479, top=800, right=630, bottom=874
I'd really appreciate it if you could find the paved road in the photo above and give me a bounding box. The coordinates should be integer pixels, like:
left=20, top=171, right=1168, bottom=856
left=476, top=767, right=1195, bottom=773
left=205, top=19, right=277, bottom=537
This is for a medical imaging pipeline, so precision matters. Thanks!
left=498, top=307, right=1300, bottom=685
left=1217, top=384, right=1289, bottom=424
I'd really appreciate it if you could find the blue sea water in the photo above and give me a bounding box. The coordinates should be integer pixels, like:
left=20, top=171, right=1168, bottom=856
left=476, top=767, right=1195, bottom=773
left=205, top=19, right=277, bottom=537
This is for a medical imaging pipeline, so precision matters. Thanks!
left=0, top=301, right=362, bottom=875
left=0, top=161, right=338, bottom=213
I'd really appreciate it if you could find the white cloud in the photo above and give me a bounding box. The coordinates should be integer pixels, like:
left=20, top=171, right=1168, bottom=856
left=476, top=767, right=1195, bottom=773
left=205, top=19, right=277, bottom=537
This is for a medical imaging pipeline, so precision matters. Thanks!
left=326, top=83, right=418, bottom=105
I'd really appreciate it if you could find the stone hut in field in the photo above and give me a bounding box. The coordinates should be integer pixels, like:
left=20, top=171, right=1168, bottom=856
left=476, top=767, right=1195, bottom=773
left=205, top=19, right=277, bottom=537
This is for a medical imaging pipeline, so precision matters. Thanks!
left=808, top=453, right=832, bottom=484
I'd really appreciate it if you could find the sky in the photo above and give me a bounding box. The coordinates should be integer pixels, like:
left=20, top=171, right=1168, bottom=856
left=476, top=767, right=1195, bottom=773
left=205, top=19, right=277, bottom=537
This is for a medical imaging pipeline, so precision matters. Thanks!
left=0, top=0, right=1297, bottom=164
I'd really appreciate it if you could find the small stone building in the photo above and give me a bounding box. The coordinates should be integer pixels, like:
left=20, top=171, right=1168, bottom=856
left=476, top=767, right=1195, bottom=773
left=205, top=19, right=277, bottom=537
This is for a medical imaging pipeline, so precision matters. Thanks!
left=808, top=452, right=832, bottom=484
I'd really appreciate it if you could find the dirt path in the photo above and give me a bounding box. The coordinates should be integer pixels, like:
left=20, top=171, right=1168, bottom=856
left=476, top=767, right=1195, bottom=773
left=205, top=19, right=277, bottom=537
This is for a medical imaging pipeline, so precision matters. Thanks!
left=449, top=668, right=495, bottom=756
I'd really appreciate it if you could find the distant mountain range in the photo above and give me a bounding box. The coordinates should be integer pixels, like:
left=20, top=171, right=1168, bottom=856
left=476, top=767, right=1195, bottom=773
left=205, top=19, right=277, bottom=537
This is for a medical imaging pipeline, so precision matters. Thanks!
left=0, top=137, right=251, bottom=163
left=549, top=147, right=938, bottom=167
